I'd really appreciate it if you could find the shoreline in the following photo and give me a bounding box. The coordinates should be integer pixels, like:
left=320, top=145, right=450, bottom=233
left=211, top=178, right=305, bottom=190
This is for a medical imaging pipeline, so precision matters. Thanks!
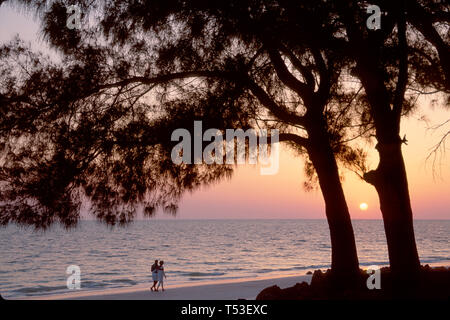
left=11, top=262, right=450, bottom=300
left=16, top=273, right=313, bottom=300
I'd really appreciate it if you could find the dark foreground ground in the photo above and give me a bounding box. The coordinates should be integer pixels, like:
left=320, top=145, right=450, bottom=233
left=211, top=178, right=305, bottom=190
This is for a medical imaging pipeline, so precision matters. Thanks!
left=256, top=265, right=450, bottom=300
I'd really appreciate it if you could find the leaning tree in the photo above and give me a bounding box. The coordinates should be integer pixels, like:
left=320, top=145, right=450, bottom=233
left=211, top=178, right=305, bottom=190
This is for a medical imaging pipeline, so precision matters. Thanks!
left=0, top=0, right=373, bottom=281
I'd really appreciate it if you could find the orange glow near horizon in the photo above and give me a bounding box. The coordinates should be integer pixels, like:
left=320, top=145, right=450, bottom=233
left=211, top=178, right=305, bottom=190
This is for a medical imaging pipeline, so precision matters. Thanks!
left=176, top=98, right=450, bottom=220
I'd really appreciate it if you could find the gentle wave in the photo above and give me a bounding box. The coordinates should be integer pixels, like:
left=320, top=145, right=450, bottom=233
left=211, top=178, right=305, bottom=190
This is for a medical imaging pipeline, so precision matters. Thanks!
left=14, top=285, right=68, bottom=294
left=182, top=272, right=227, bottom=277
left=254, top=264, right=331, bottom=274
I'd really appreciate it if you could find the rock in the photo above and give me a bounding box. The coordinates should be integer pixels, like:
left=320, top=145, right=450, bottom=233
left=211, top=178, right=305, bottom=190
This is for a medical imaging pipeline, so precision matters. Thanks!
left=256, top=266, right=450, bottom=300
left=256, top=285, right=282, bottom=300
left=310, top=269, right=326, bottom=288
left=256, top=282, right=311, bottom=300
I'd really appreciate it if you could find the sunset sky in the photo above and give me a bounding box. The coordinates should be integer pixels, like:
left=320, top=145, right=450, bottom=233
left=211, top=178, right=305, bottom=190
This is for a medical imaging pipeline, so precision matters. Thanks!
left=1, top=4, right=449, bottom=220
left=176, top=105, right=450, bottom=220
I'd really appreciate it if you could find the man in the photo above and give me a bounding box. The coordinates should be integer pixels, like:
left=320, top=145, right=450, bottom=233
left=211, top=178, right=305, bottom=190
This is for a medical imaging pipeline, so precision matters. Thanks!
left=150, top=260, right=159, bottom=292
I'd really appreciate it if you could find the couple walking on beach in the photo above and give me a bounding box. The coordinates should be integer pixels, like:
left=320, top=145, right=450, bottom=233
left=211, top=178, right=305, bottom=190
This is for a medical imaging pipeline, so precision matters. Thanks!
left=150, top=260, right=166, bottom=292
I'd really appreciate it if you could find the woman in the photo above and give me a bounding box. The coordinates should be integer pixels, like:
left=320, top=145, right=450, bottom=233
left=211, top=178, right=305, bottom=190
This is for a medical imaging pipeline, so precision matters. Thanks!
left=156, top=260, right=167, bottom=292
left=150, top=260, right=159, bottom=292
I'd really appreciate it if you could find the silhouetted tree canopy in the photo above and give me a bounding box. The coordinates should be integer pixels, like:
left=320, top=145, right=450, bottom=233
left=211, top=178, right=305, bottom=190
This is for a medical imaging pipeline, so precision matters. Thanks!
left=0, top=0, right=366, bottom=228
left=0, top=0, right=447, bottom=232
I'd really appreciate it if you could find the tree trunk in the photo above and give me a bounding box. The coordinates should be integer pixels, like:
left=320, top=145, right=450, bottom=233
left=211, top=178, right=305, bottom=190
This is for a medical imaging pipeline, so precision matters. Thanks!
left=307, top=124, right=360, bottom=283
left=364, top=140, right=421, bottom=284
left=336, top=0, right=421, bottom=289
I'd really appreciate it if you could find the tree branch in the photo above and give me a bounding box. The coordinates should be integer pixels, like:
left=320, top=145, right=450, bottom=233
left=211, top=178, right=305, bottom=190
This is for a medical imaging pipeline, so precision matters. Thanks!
left=406, top=0, right=450, bottom=87
left=393, top=7, right=408, bottom=129
left=279, top=45, right=315, bottom=89
left=311, top=47, right=332, bottom=109
left=278, top=132, right=310, bottom=150
left=266, top=47, right=314, bottom=106
left=97, top=70, right=306, bottom=127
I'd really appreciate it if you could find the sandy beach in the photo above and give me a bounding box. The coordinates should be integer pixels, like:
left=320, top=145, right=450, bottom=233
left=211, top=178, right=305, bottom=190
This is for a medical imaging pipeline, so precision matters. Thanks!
left=18, top=274, right=312, bottom=300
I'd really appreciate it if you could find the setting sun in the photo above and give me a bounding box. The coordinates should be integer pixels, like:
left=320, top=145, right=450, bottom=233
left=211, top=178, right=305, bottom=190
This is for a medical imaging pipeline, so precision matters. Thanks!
left=359, top=203, right=369, bottom=211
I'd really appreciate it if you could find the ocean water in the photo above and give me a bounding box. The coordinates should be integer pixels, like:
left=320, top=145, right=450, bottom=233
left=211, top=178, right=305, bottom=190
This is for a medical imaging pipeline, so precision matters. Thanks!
left=0, top=219, right=449, bottom=298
